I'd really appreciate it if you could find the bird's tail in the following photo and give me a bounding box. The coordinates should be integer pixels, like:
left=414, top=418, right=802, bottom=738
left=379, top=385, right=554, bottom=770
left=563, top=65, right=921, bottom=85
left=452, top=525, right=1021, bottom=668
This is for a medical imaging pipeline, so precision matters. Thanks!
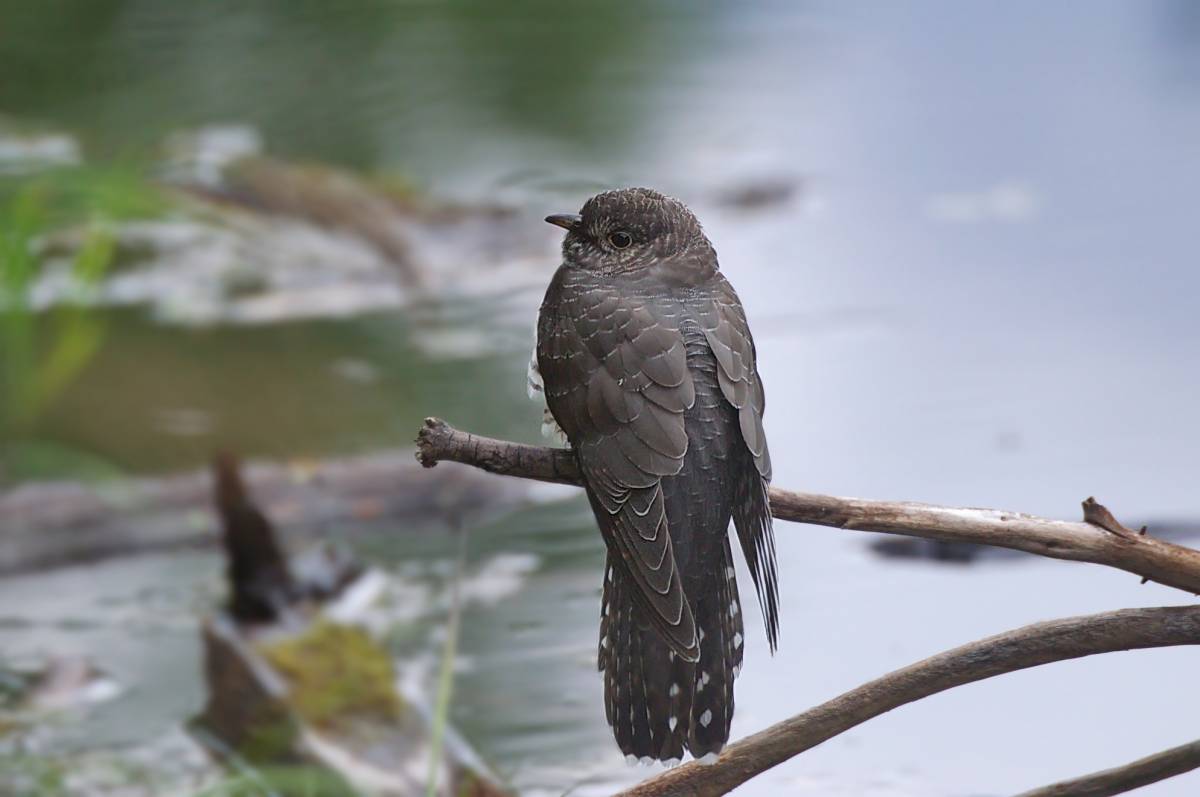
left=599, top=542, right=744, bottom=762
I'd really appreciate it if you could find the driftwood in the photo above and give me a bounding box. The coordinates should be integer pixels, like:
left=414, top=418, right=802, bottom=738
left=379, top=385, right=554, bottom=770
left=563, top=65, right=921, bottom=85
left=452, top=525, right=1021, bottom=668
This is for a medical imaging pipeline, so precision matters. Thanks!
left=197, top=615, right=508, bottom=797
left=0, top=447, right=532, bottom=574
left=213, top=452, right=299, bottom=622
left=196, top=454, right=509, bottom=796
left=415, top=417, right=1200, bottom=796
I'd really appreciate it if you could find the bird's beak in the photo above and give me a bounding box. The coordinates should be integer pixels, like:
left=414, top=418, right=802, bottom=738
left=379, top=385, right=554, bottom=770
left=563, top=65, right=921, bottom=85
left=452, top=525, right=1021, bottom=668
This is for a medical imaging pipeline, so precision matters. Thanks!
left=544, top=213, right=582, bottom=231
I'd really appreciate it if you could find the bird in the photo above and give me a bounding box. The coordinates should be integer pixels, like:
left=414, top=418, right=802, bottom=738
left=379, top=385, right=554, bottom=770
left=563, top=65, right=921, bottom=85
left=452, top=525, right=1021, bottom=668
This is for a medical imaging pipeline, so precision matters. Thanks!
left=531, top=187, right=778, bottom=763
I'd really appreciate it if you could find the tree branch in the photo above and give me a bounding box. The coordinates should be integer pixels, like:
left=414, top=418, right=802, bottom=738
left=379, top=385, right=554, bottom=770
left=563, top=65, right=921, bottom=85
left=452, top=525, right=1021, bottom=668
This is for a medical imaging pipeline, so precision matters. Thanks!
left=1015, top=738, right=1200, bottom=797
left=415, top=419, right=1200, bottom=794
left=615, top=606, right=1200, bottom=797
left=414, top=418, right=1200, bottom=595
left=416, top=417, right=582, bottom=485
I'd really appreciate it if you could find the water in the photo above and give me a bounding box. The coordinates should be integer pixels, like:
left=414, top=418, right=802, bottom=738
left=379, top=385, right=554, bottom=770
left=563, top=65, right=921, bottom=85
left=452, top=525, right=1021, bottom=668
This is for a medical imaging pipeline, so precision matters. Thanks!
left=14, top=308, right=539, bottom=474
left=3, top=1, right=1200, bottom=794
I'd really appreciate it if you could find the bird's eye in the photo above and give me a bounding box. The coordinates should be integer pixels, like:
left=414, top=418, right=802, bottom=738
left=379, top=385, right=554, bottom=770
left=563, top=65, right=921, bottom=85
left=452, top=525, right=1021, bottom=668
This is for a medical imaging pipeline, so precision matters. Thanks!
left=608, top=231, right=633, bottom=249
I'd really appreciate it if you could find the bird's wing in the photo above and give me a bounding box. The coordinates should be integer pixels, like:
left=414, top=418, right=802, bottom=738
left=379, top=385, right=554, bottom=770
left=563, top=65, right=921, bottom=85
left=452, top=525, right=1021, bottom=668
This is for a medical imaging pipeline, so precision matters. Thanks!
left=538, top=272, right=700, bottom=661
left=697, top=274, right=779, bottom=648
left=697, top=275, right=771, bottom=480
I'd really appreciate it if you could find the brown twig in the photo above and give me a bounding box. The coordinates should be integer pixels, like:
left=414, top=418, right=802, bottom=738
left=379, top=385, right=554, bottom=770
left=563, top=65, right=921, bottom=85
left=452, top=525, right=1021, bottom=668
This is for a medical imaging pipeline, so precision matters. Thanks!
left=1014, top=738, right=1200, bottom=797
left=614, top=606, right=1200, bottom=797
left=415, top=418, right=1200, bottom=594
left=1081, top=496, right=1140, bottom=538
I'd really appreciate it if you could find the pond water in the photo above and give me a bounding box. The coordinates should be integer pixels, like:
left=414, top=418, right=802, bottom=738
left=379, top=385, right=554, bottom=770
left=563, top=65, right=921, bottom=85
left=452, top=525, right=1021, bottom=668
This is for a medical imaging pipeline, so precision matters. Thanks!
left=3, top=1, right=1200, bottom=795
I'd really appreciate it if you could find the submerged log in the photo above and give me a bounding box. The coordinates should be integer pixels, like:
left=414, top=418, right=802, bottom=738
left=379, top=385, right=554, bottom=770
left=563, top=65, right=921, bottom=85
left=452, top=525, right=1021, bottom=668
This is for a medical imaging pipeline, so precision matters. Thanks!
left=196, top=616, right=507, bottom=797
left=214, top=452, right=299, bottom=623
left=194, top=455, right=509, bottom=796
left=0, top=449, right=535, bottom=574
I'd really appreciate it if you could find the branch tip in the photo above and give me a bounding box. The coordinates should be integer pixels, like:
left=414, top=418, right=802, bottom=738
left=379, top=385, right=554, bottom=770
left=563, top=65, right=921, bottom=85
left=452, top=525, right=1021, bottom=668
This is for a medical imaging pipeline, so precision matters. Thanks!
left=415, top=416, right=447, bottom=469
left=1081, top=497, right=1138, bottom=538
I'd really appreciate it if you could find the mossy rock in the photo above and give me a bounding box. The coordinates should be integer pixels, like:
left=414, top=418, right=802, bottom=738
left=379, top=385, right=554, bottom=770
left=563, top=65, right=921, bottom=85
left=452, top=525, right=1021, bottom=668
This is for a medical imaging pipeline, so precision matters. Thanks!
left=259, top=621, right=403, bottom=730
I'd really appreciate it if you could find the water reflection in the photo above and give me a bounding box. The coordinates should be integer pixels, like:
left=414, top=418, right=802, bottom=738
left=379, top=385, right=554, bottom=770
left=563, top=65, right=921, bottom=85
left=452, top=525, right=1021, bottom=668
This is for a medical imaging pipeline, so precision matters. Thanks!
left=0, top=0, right=708, bottom=174
left=4, top=308, right=539, bottom=476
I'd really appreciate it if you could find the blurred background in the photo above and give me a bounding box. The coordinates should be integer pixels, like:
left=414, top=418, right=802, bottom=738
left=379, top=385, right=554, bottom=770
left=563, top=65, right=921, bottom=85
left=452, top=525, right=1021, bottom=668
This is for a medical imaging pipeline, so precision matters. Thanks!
left=2, top=1, right=1199, bottom=795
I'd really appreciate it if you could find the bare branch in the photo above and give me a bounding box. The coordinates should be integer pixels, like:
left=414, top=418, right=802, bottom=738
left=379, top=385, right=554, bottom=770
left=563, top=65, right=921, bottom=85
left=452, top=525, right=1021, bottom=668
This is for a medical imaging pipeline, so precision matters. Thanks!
left=1015, top=738, right=1200, bottom=797
left=416, top=416, right=580, bottom=483
left=415, top=418, right=1200, bottom=594
left=415, top=419, right=1200, bottom=793
left=614, top=606, right=1200, bottom=797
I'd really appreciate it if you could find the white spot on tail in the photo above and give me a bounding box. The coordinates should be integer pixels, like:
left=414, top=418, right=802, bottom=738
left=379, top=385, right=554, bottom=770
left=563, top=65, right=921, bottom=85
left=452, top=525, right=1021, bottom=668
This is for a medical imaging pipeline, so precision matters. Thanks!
left=698, top=628, right=705, bottom=642
left=669, top=715, right=678, bottom=731
left=600, top=636, right=608, bottom=649
left=733, top=632, right=743, bottom=648
left=625, top=754, right=638, bottom=766
left=725, top=566, right=735, bottom=580
left=699, top=709, right=713, bottom=728
left=696, top=752, right=720, bottom=765
left=638, top=756, right=653, bottom=766
left=732, top=664, right=742, bottom=678
left=669, top=683, right=680, bottom=697
left=701, top=671, right=711, bottom=686
left=730, top=600, right=739, bottom=617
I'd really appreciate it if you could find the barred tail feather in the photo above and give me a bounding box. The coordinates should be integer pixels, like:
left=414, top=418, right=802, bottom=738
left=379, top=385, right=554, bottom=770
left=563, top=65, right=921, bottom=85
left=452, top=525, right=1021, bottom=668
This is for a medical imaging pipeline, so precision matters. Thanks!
left=602, top=558, right=691, bottom=761
left=687, top=541, right=742, bottom=757
left=600, top=549, right=743, bottom=762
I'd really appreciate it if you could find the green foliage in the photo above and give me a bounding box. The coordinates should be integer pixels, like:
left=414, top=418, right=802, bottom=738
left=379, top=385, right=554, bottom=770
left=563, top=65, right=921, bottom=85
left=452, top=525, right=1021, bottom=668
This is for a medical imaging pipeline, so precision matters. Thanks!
left=0, top=753, right=67, bottom=795
left=0, top=166, right=164, bottom=438
left=235, top=714, right=300, bottom=765
left=427, top=527, right=468, bottom=797
left=0, top=0, right=701, bottom=169
left=0, top=164, right=164, bottom=227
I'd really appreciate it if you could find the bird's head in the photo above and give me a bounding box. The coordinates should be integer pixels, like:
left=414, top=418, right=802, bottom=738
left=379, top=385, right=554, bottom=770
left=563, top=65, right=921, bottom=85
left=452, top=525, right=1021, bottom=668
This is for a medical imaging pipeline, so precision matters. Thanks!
left=546, top=187, right=716, bottom=276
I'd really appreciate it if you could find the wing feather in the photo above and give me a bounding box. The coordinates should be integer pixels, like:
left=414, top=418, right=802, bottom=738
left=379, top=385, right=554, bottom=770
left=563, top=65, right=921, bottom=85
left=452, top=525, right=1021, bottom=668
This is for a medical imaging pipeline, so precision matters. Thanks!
left=538, top=267, right=699, bottom=661
left=699, top=278, right=770, bottom=480
left=697, top=274, right=778, bottom=645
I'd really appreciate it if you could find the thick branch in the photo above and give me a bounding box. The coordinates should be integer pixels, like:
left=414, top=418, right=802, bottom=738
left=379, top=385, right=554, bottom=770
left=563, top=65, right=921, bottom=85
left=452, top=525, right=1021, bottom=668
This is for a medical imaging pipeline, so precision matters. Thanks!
left=1016, top=738, right=1200, bottom=797
left=414, top=418, right=1200, bottom=595
left=615, top=605, right=1200, bottom=797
